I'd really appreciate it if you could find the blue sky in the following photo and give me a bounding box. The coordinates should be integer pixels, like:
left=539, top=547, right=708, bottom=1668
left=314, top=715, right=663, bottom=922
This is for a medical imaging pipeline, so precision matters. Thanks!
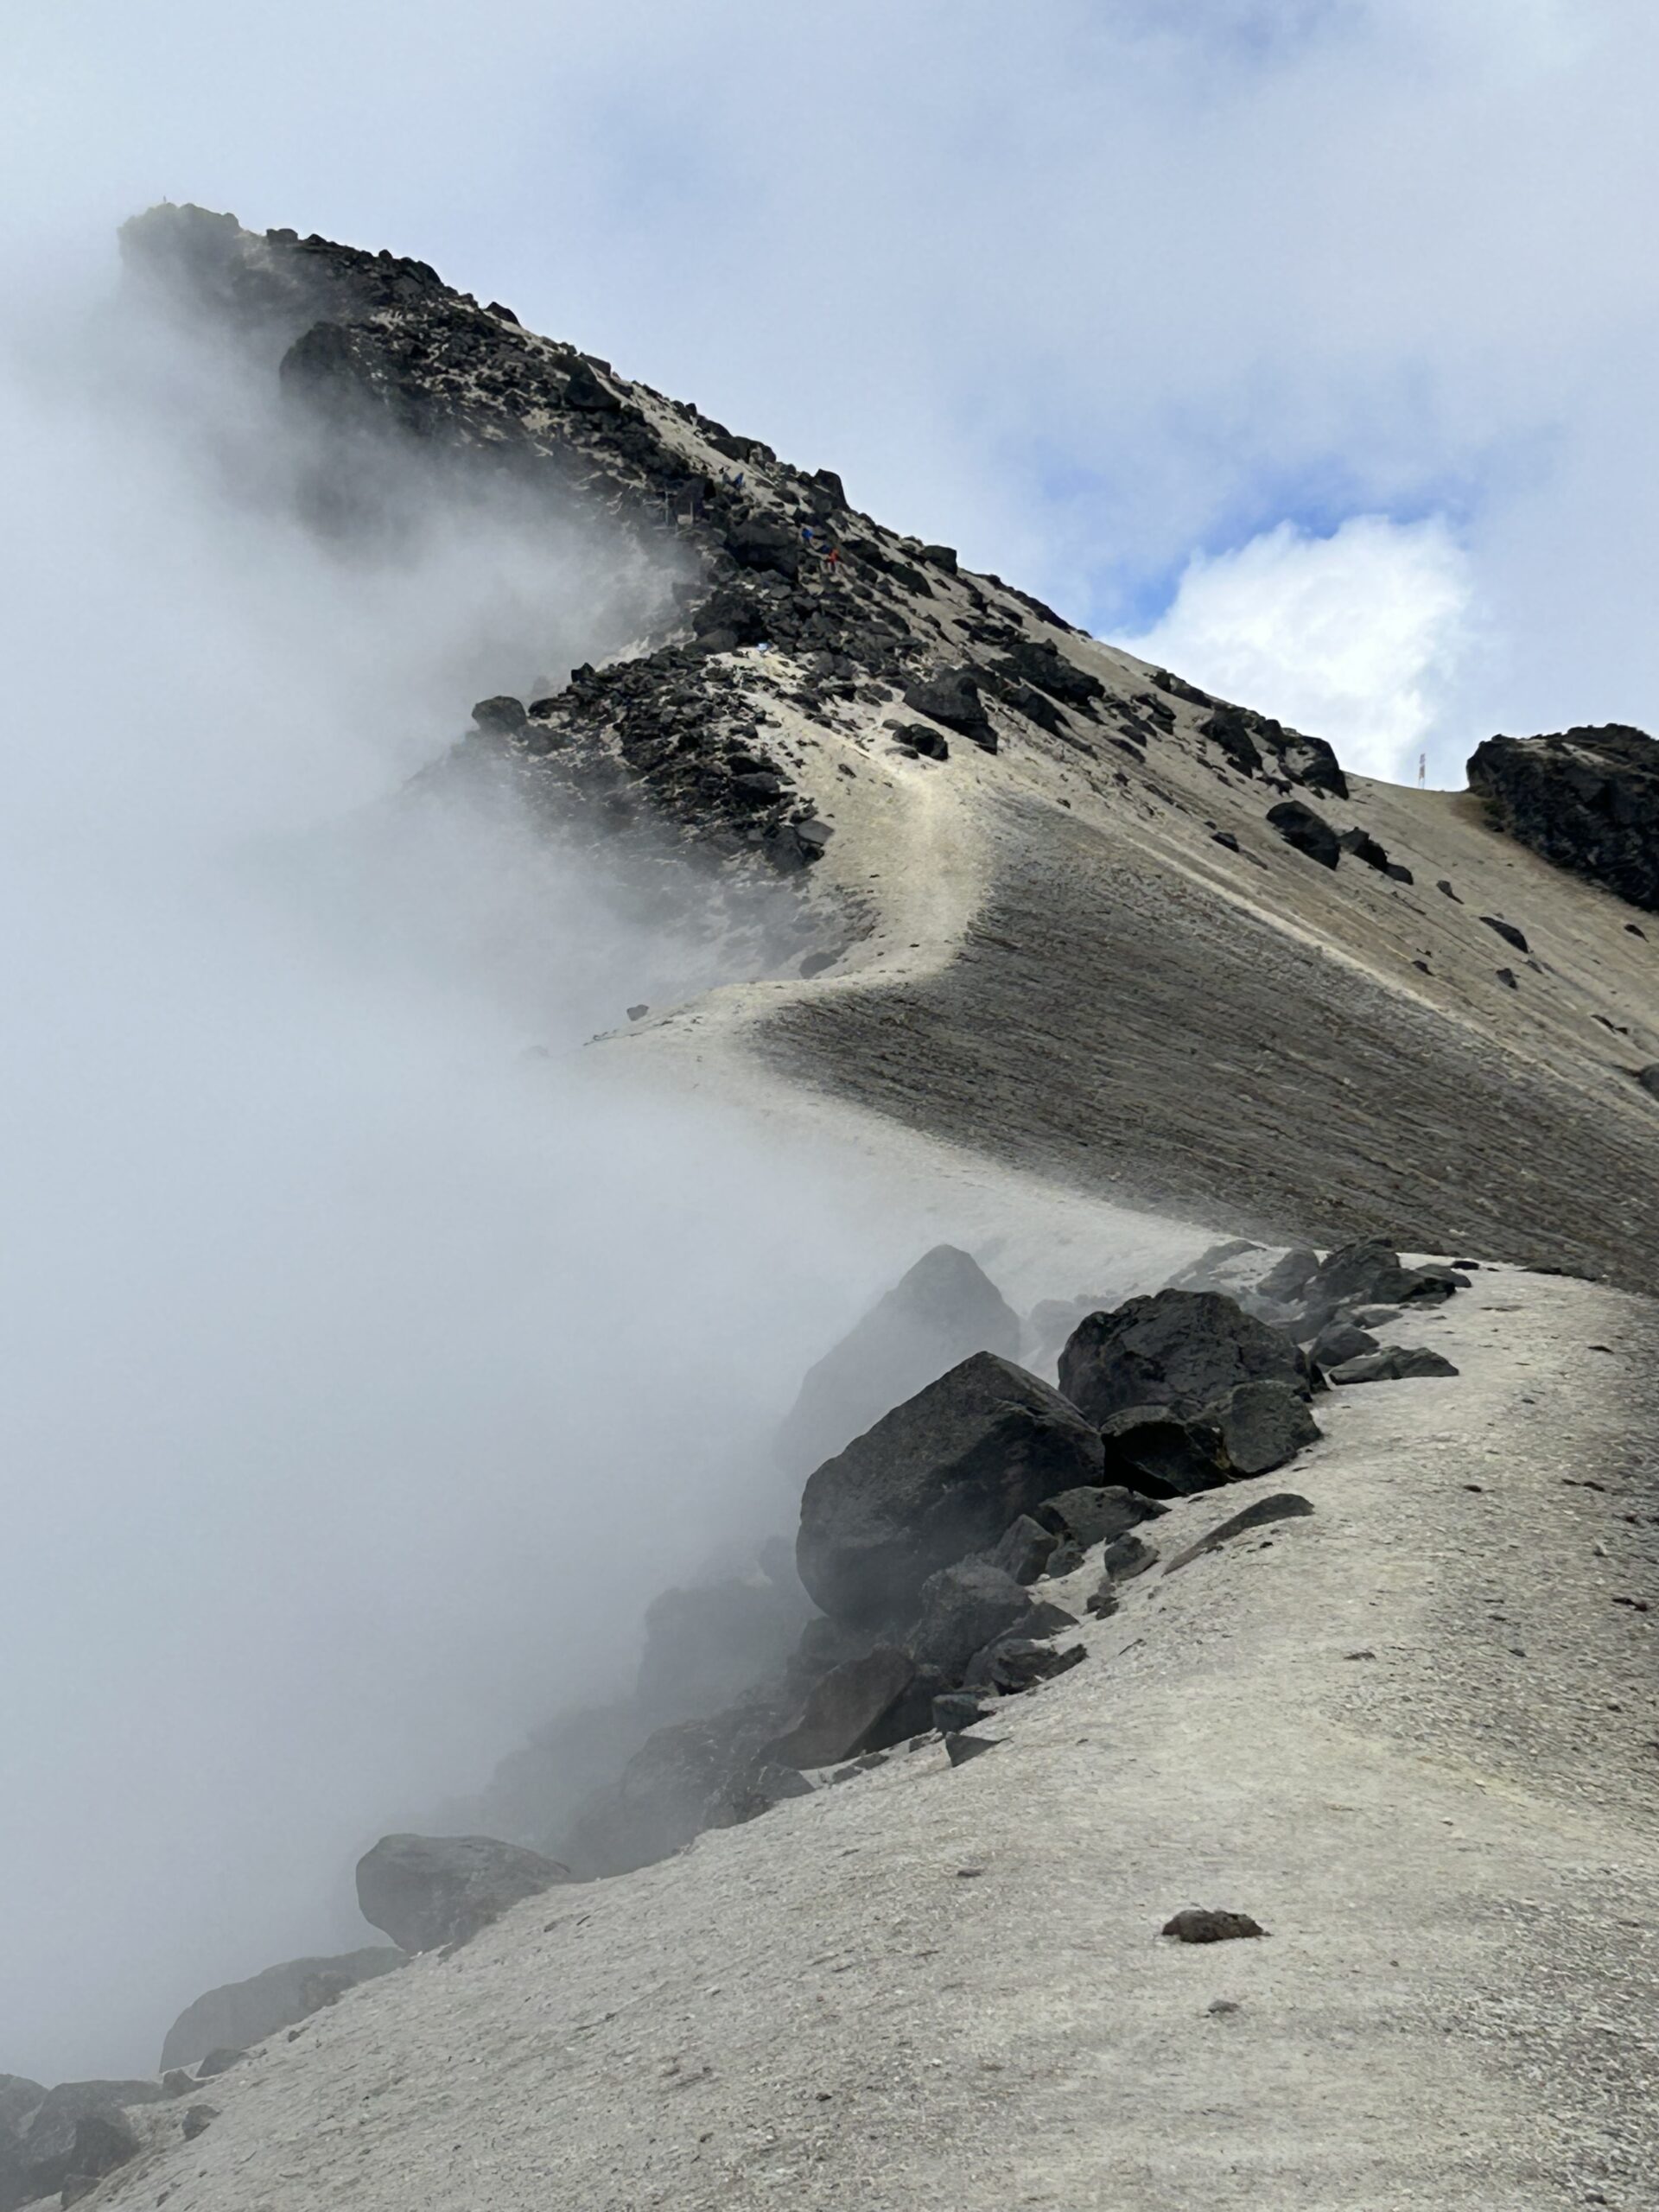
left=9, top=0, right=1659, bottom=780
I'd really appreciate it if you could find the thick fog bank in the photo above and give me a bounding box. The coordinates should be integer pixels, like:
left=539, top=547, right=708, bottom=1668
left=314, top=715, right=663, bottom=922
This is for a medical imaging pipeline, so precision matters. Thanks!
left=0, top=263, right=915, bottom=2082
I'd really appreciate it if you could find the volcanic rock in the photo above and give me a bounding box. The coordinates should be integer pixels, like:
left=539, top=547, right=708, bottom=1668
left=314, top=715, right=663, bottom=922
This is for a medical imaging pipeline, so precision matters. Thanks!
left=1266, top=799, right=1340, bottom=868
left=906, top=1560, right=1034, bottom=1679
left=1310, top=1319, right=1378, bottom=1369
left=766, top=1646, right=917, bottom=1769
left=1096, top=1405, right=1233, bottom=1497
left=1198, top=1380, right=1320, bottom=1477
left=355, top=1834, right=569, bottom=1952
left=1163, top=1492, right=1315, bottom=1574
left=1161, top=1908, right=1267, bottom=1942
left=966, top=1637, right=1086, bottom=1694
left=1328, top=1346, right=1461, bottom=1384
left=160, top=1947, right=407, bottom=2071
left=797, top=1351, right=1103, bottom=1625
left=988, top=1513, right=1059, bottom=1584
left=1468, top=725, right=1659, bottom=912
left=1058, top=1290, right=1310, bottom=1426
left=3, top=2083, right=162, bottom=2209
left=1033, top=1484, right=1166, bottom=1549
left=902, top=667, right=996, bottom=750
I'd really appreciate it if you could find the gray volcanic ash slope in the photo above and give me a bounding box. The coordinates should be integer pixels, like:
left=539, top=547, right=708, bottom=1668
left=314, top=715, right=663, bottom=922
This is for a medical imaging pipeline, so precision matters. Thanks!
left=121, top=203, right=1659, bottom=1291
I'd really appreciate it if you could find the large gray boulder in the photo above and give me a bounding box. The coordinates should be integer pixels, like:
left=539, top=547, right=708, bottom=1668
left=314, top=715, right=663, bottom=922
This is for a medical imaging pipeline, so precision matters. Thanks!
left=355, top=1834, right=569, bottom=1953
left=766, top=1646, right=917, bottom=1770
left=906, top=1560, right=1033, bottom=1679
left=1059, top=1290, right=1310, bottom=1427
left=3, top=2082, right=163, bottom=2209
left=776, top=1245, right=1021, bottom=1475
left=159, top=1946, right=407, bottom=2070
left=1468, top=725, right=1659, bottom=912
left=1198, top=1380, right=1321, bottom=1477
left=797, top=1352, right=1104, bottom=1625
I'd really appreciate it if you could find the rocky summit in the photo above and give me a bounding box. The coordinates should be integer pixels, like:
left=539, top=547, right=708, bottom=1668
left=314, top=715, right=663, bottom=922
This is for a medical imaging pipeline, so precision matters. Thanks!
left=10, top=205, right=1659, bottom=2212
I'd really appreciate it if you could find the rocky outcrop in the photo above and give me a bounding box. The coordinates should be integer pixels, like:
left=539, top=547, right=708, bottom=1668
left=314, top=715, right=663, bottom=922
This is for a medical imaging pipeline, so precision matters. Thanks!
left=159, top=1946, right=408, bottom=2071
left=1468, top=725, right=1659, bottom=912
left=355, top=1834, right=569, bottom=1952
left=0, top=2081, right=163, bottom=2210
left=796, top=1352, right=1104, bottom=1624
left=776, top=1244, right=1021, bottom=1475
left=1058, top=1290, right=1311, bottom=1426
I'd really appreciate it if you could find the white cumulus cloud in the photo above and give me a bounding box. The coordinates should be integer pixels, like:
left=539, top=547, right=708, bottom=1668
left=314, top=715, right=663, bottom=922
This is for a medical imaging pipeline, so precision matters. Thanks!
left=1123, top=514, right=1475, bottom=784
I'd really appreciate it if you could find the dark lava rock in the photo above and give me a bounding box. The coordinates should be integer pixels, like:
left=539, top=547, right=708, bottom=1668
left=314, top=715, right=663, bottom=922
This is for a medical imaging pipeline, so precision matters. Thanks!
left=1303, top=1238, right=1455, bottom=1317
left=1328, top=1345, right=1459, bottom=1383
left=181, top=2104, right=219, bottom=2141
left=1201, top=704, right=1262, bottom=775
left=1438, top=877, right=1461, bottom=900
left=766, top=1646, right=916, bottom=1769
left=563, top=357, right=621, bottom=411
left=1258, top=1247, right=1319, bottom=1303
left=1161, top=1908, right=1267, bottom=1942
left=1637, top=1065, right=1659, bottom=1101
left=1266, top=799, right=1339, bottom=868
left=160, top=1946, right=406, bottom=2070
left=1480, top=914, right=1530, bottom=953
left=1034, top=1484, right=1166, bottom=1549
left=1096, top=1405, right=1234, bottom=1498
left=944, top=1732, right=1002, bottom=1766
left=1163, top=1493, right=1315, bottom=1575
left=355, top=1834, right=569, bottom=1952
left=1310, top=1320, right=1378, bottom=1370
left=966, top=1637, right=1086, bottom=1694
left=777, top=1243, right=1021, bottom=1476
left=903, top=667, right=996, bottom=750
left=988, top=1513, right=1059, bottom=1584
left=634, top=1575, right=810, bottom=1728
left=1338, top=826, right=1393, bottom=872
left=1198, top=1380, right=1320, bottom=1478
left=1211, top=830, right=1240, bottom=852
left=888, top=721, right=950, bottom=760
left=727, top=515, right=802, bottom=582
left=932, top=1691, right=988, bottom=1733
left=5, top=2084, right=162, bottom=2209
left=906, top=1559, right=1033, bottom=1678
left=797, top=1351, right=1104, bottom=1626
left=1059, top=1290, right=1311, bottom=1425
left=1102, top=1530, right=1159, bottom=1581
left=1468, top=725, right=1659, bottom=912
left=471, top=694, right=527, bottom=734
left=1495, top=965, right=1519, bottom=988
left=1084, top=1576, right=1120, bottom=1619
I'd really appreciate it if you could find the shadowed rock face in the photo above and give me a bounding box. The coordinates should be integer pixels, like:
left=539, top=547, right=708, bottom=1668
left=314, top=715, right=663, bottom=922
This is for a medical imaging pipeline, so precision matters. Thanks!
left=797, top=1351, right=1103, bottom=1626
left=355, top=1835, right=569, bottom=1953
left=1469, top=725, right=1659, bottom=912
left=159, top=1948, right=408, bottom=2072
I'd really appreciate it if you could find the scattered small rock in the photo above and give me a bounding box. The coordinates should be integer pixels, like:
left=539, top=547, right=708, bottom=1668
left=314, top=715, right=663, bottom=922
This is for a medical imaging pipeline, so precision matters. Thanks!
left=1327, top=1346, right=1460, bottom=1384
left=1161, top=1909, right=1267, bottom=1943
left=944, top=1732, right=1002, bottom=1766
left=1162, top=1493, right=1314, bottom=1575
left=181, top=2104, right=218, bottom=2142
left=1102, top=1531, right=1158, bottom=1581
